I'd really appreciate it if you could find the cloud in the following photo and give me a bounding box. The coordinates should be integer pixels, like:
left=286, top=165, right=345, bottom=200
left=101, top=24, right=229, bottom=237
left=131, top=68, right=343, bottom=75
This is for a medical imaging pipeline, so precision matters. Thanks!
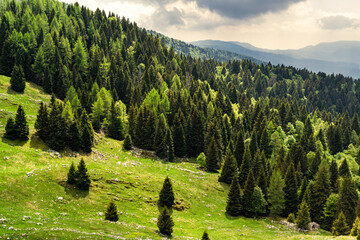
left=149, top=6, right=185, bottom=30
left=320, top=15, right=359, bottom=30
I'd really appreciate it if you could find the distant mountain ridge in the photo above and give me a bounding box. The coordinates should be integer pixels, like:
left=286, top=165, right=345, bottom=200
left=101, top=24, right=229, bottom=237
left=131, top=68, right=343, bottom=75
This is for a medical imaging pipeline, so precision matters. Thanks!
left=191, top=40, right=360, bottom=79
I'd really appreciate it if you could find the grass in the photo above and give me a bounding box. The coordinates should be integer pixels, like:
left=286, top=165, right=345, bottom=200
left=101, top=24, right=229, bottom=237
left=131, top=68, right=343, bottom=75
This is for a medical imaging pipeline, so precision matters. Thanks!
left=0, top=76, right=355, bottom=239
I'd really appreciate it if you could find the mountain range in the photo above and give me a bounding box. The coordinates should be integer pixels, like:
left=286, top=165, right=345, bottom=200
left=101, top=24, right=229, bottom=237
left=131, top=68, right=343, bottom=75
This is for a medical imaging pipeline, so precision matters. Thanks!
left=191, top=40, right=360, bottom=79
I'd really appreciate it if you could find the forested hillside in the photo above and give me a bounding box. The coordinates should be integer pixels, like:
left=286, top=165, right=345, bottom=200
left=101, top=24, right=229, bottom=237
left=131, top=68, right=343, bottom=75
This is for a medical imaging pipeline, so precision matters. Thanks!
left=2, top=0, right=360, bottom=238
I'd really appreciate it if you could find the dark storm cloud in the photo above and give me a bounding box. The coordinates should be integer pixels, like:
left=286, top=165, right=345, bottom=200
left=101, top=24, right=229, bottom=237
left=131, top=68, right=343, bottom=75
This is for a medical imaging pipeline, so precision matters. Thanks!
left=320, top=15, right=358, bottom=30
left=195, top=0, right=305, bottom=19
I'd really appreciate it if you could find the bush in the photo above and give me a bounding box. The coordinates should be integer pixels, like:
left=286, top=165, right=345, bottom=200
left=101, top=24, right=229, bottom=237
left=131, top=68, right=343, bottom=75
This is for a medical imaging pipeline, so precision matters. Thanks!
left=197, top=152, right=206, bottom=167
left=287, top=213, right=295, bottom=223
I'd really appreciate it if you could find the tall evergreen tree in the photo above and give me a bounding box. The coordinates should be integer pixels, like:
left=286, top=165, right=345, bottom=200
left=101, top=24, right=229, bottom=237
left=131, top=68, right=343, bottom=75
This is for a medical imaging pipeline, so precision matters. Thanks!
left=173, top=109, right=186, bottom=157
left=239, top=146, right=252, bottom=187
left=338, top=175, right=358, bottom=226
left=157, top=207, right=174, bottom=236
left=219, top=146, right=238, bottom=184
left=251, top=186, right=267, bottom=217
left=243, top=169, right=255, bottom=217
left=322, top=193, right=339, bottom=231
left=67, top=162, right=77, bottom=185
left=283, top=162, right=298, bottom=217
left=205, top=137, right=220, bottom=172
left=158, top=176, right=175, bottom=208
left=35, top=102, right=49, bottom=141
left=310, top=165, right=330, bottom=223
left=14, top=105, right=29, bottom=140
left=226, top=174, right=242, bottom=216
left=123, top=134, right=133, bottom=150
left=68, top=122, right=82, bottom=151
left=296, top=200, right=311, bottom=230
left=48, top=103, right=66, bottom=151
left=332, top=211, right=349, bottom=236
left=10, top=64, right=26, bottom=93
left=154, top=114, right=169, bottom=158
left=76, top=159, right=91, bottom=190
left=234, top=131, right=245, bottom=168
left=339, top=158, right=351, bottom=177
left=329, top=160, right=339, bottom=193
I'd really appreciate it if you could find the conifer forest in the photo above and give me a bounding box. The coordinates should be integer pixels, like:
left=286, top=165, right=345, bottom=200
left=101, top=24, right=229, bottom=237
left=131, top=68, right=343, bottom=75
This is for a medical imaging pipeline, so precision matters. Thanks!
left=1, top=0, right=360, bottom=239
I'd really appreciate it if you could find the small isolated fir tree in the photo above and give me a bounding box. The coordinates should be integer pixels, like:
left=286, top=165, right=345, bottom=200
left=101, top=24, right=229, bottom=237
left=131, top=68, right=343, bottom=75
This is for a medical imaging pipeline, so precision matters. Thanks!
left=105, top=200, right=119, bottom=222
left=76, top=159, right=91, bottom=190
left=15, top=105, right=29, bottom=140
left=226, top=174, right=242, bottom=216
left=10, top=64, right=26, bottom=93
left=332, top=211, right=349, bottom=236
left=4, top=117, right=16, bottom=140
left=123, top=134, right=132, bottom=150
left=157, top=207, right=174, bottom=236
left=201, top=230, right=210, bottom=240
left=158, top=176, right=175, bottom=208
left=197, top=152, right=206, bottom=168
left=296, top=200, right=311, bottom=230
left=351, top=217, right=360, bottom=236
left=67, top=162, right=77, bottom=184
left=218, top=146, right=238, bottom=184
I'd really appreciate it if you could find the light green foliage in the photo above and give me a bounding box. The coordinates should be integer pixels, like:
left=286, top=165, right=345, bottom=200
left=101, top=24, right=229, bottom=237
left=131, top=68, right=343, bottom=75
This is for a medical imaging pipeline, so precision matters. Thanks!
left=251, top=186, right=267, bottom=216
left=268, top=170, right=285, bottom=217
left=197, top=152, right=206, bottom=167
left=62, top=101, right=74, bottom=123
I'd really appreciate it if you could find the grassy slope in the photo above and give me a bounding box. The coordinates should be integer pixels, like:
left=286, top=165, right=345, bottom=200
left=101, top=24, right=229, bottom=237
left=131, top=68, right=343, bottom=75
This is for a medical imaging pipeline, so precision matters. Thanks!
left=0, top=76, right=353, bottom=239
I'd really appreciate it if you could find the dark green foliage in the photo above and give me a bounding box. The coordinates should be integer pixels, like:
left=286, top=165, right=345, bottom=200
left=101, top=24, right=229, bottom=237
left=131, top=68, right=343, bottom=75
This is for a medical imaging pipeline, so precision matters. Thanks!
left=287, top=213, right=295, bottom=223
left=219, top=146, right=238, bottom=184
left=329, top=160, right=339, bottom=192
left=105, top=201, right=119, bottom=222
left=81, top=125, right=92, bottom=153
left=243, top=169, right=255, bottom=217
left=339, top=158, right=351, bottom=177
left=268, top=170, right=285, bottom=217
left=332, top=211, right=349, bottom=236
left=284, top=162, right=298, bottom=217
left=4, top=117, right=16, bottom=140
left=68, top=122, right=82, bottom=151
left=296, top=201, right=311, bottom=230
left=327, top=124, right=343, bottom=155
left=166, top=129, right=175, bottom=162
left=108, top=102, right=125, bottom=140
left=48, top=103, right=66, bottom=151
left=35, top=102, right=49, bottom=141
left=173, top=110, right=186, bottom=157
left=322, top=194, right=339, bottom=231
left=308, top=151, right=321, bottom=179
left=234, top=131, right=245, bottom=167
left=201, top=230, right=210, bottom=240
left=13, top=105, right=29, bottom=140
left=76, top=159, right=91, bottom=190
left=338, top=175, right=358, bottom=226
left=10, top=64, right=25, bottom=93
left=239, top=146, right=252, bottom=187
left=310, top=165, right=330, bottom=223
left=157, top=207, right=174, bottom=236
left=154, top=114, right=168, bottom=159
left=257, top=166, right=267, bottom=197
left=158, top=176, right=175, bottom=208
left=226, top=174, right=242, bottom=216
left=67, top=162, right=77, bottom=185
left=251, top=186, right=267, bottom=217
left=123, top=134, right=133, bottom=150
left=204, top=116, right=223, bottom=164
left=205, top=137, right=220, bottom=172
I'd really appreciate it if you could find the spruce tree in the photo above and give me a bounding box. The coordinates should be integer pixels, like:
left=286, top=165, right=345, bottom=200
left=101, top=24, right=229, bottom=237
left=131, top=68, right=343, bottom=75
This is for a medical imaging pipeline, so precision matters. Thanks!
left=205, top=137, right=220, bottom=172
left=158, top=176, right=175, bottom=208
left=10, top=64, right=26, bottom=93
left=225, top=174, right=242, bottom=216
left=308, top=151, right=321, bottom=179
left=332, top=211, right=349, bottom=236
left=338, top=175, right=358, bottom=226
left=123, top=134, right=132, bottom=150
left=322, top=193, right=339, bottom=231
left=48, top=103, right=67, bottom=151
left=284, top=162, right=298, bottom=217
left=67, top=162, right=77, bottom=184
left=4, top=117, right=16, bottom=140
left=154, top=114, right=168, bottom=158
left=268, top=170, right=285, bottom=217
left=166, top=129, right=175, bottom=162
left=219, top=146, right=238, bottom=184
left=82, top=125, right=93, bottom=153
left=201, top=230, right=210, bottom=240
left=108, top=101, right=125, bottom=140
left=35, top=102, right=49, bottom=141
left=234, top=131, right=245, bottom=167
left=351, top=217, right=360, bottom=236
left=157, top=207, right=174, bottom=236
left=251, top=186, right=267, bottom=217
left=173, top=109, right=186, bottom=157
left=14, top=105, right=29, bottom=140
left=68, top=122, right=82, bottom=151
left=239, top=146, right=252, bottom=187
left=76, top=159, right=91, bottom=190
left=339, top=158, right=351, bottom=177
left=310, top=165, right=330, bottom=223
left=296, top=200, right=311, bottom=230
left=329, top=160, right=339, bottom=193
left=243, top=169, right=255, bottom=217
left=257, top=166, right=267, bottom=197
left=105, top=200, right=119, bottom=222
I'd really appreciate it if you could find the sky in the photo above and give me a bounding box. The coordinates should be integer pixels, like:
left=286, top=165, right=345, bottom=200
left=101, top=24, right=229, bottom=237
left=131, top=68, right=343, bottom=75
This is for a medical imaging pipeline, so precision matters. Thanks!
left=63, top=0, right=360, bottom=50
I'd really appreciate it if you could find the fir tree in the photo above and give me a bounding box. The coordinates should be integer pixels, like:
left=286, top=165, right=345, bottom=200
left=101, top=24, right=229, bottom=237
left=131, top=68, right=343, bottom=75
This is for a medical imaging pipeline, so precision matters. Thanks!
left=123, top=134, right=132, bottom=150
left=166, top=129, right=175, bottom=162
left=219, top=146, right=238, bottom=184
left=76, top=159, right=91, bottom=190
left=67, top=162, right=77, bottom=184
left=105, top=200, right=119, bottom=222
left=234, top=131, right=245, bottom=168
left=239, top=146, right=252, bottom=187
left=296, top=200, right=311, bottom=230
left=206, top=137, right=220, bottom=172
left=243, top=169, right=255, bottom=217
left=338, top=175, right=358, bottom=226
left=68, top=122, right=82, bottom=151
left=154, top=114, right=168, bottom=158
left=35, top=102, right=49, bottom=141
left=4, top=117, right=16, bottom=140
left=322, top=193, right=339, bottom=231
left=257, top=166, right=267, bottom=197
left=157, top=207, right=174, bottom=236
left=173, top=109, right=186, bottom=157
left=329, top=160, right=339, bottom=193
left=225, top=174, right=242, bottom=216
left=82, top=125, right=93, bottom=153
left=310, top=165, right=330, bottom=223
left=14, top=105, right=29, bottom=140
left=351, top=217, right=360, bottom=236
left=158, top=176, right=175, bottom=208
left=251, top=186, right=267, bottom=217
left=48, top=103, right=67, bottom=151
left=108, top=101, right=125, bottom=140
left=339, top=158, right=351, bottom=177
left=268, top=170, right=285, bottom=217
left=284, top=162, right=298, bottom=217
left=10, top=64, right=26, bottom=93
left=201, top=230, right=210, bottom=240
left=332, top=211, right=349, bottom=236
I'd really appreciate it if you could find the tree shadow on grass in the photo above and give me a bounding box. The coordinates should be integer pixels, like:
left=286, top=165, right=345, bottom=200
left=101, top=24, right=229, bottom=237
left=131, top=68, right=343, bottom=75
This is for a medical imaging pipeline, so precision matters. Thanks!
left=225, top=212, right=242, bottom=220
left=1, top=136, right=27, bottom=147
left=29, top=134, right=49, bottom=151
left=58, top=180, right=89, bottom=199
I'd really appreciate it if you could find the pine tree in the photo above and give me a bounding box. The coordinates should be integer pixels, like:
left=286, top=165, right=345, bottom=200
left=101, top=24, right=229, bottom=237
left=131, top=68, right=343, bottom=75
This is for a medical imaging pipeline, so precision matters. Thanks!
left=68, top=122, right=82, bottom=151
left=14, top=105, right=29, bottom=140
left=66, top=162, right=77, bottom=185
left=351, top=217, right=360, bottom=236
left=234, top=131, right=245, bottom=167
left=158, top=176, right=175, bottom=208
left=322, top=193, right=339, bottom=231
left=268, top=170, right=285, bottom=217
left=225, top=174, right=242, bottom=216
left=105, top=200, right=119, bottom=222
left=48, top=103, right=67, bottom=151
left=76, top=159, right=91, bottom=190
left=308, top=151, right=321, bottom=179
left=108, top=101, right=125, bottom=140
left=332, top=211, right=349, bottom=236
left=82, top=125, right=93, bottom=153
left=329, top=160, right=339, bottom=193
left=173, top=109, right=186, bottom=157
left=206, top=137, right=220, bottom=172
left=239, top=146, right=252, bottom=187
left=123, top=134, right=132, bottom=150
left=201, top=230, right=210, bottom=240
left=338, top=175, right=358, bottom=226
left=157, top=207, right=174, bottom=236
left=154, top=114, right=168, bottom=158
left=339, top=158, right=351, bottom=177
left=296, top=200, right=311, bottom=230
left=284, top=162, right=298, bottom=217
left=257, top=165, right=267, bottom=197
left=10, top=64, right=26, bottom=93
left=4, top=117, right=16, bottom=140
left=243, top=169, right=255, bottom=217
left=251, top=186, right=267, bottom=217
left=219, top=146, right=238, bottom=184
left=310, top=165, right=330, bottom=223
left=166, top=129, right=175, bottom=162
left=35, top=102, right=49, bottom=141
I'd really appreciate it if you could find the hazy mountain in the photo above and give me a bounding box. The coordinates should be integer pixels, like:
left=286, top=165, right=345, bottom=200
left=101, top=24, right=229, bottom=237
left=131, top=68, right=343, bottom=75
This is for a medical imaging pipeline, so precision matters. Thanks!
left=192, top=40, right=360, bottom=79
